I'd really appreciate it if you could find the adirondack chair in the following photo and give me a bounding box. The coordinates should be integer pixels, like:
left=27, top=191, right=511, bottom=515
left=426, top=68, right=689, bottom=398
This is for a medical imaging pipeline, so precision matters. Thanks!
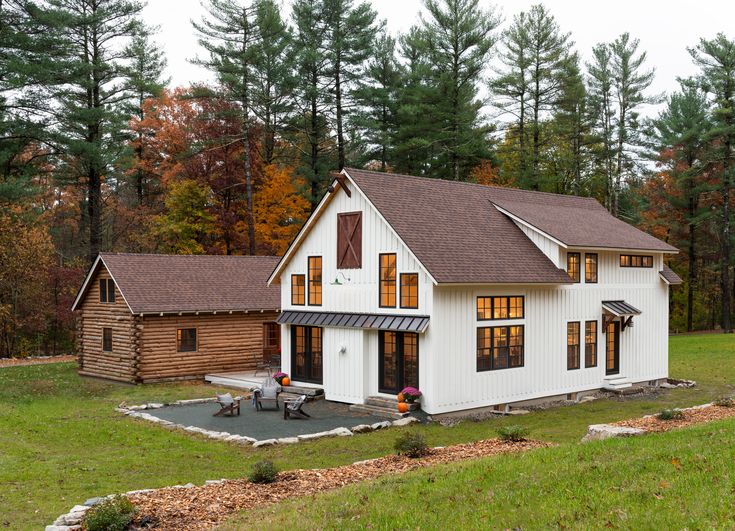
left=254, top=377, right=280, bottom=410
left=213, top=393, right=241, bottom=417
left=283, top=395, right=311, bottom=420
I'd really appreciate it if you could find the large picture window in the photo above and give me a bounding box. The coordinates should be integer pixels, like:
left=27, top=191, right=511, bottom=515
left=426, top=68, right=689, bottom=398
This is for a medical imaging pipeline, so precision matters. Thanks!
left=567, top=253, right=581, bottom=283
left=400, top=273, right=418, bottom=309
left=476, top=296, right=524, bottom=320
left=585, top=320, right=597, bottom=367
left=585, top=253, right=598, bottom=283
left=308, top=257, right=322, bottom=306
left=291, top=274, right=305, bottom=306
left=567, top=322, right=580, bottom=370
left=620, top=254, right=653, bottom=268
left=177, top=328, right=197, bottom=352
left=379, top=253, right=397, bottom=308
left=477, top=325, right=524, bottom=371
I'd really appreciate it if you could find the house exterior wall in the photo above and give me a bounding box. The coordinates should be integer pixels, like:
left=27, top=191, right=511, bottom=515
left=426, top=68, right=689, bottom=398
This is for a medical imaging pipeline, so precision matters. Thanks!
left=77, top=268, right=137, bottom=382
left=137, top=312, right=279, bottom=382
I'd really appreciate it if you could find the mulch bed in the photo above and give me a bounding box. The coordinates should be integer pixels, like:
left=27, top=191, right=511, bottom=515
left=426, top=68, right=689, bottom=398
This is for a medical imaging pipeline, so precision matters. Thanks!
left=0, top=354, right=76, bottom=367
left=129, top=438, right=548, bottom=530
left=613, top=404, right=735, bottom=433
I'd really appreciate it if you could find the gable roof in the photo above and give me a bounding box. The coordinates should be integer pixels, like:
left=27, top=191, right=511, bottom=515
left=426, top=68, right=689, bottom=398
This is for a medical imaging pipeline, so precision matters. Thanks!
left=72, top=253, right=280, bottom=314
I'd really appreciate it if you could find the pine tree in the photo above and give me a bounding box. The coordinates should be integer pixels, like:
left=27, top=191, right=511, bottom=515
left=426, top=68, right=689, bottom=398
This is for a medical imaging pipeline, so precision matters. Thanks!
left=587, top=43, right=615, bottom=210
left=689, top=34, right=735, bottom=333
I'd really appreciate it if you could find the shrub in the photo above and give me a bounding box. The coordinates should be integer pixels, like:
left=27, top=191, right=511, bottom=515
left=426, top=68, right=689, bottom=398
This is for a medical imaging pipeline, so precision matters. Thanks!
left=400, top=386, right=422, bottom=403
left=497, top=425, right=530, bottom=442
left=394, top=432, right=428, bottom=458
left=714, top=396, right=734, bottom=408
left=657, top=408, right=684, bottom=421
left=248, top=460, right=278, bottom=484
left=84, top=496, right=136, bottom=531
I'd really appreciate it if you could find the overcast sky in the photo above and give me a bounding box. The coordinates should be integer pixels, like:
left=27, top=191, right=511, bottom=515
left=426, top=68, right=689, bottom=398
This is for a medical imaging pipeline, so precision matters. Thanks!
left=143, top=0, right=734, bottom=117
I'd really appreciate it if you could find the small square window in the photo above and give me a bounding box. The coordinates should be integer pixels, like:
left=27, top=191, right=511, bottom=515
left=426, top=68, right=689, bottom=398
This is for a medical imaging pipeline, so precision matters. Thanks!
left=177, top=328, right=197, bottom=352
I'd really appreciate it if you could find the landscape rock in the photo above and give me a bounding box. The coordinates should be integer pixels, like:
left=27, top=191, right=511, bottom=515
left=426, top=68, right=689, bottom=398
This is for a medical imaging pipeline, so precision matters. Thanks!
left=578, top=395, right=597, bottom=403
left=297, top=430, right=331, bottom=441
left=328, top=427, right=353, bottom=437
left=205, top=479, right=225, bottom=485
left=83, top=497, right=104, bottom=507
left=253, top=438, right=278, bottom=447
left=146, top=403, right=164, bottom=409
left=370, top=421, right=392, bottom=430
left=276, top=437, right=299, bottom=444
left=392, top=417, right=419, bottom=426
left=582, top=423, right=646, bottom=442
left=350, top=424, right=374, bottom=433
left=45, top=526, right=79, bottom=531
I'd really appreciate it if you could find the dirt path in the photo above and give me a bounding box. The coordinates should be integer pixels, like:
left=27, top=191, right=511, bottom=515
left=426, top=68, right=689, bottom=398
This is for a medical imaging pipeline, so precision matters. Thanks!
left=0, top=355, right=76, bottom=368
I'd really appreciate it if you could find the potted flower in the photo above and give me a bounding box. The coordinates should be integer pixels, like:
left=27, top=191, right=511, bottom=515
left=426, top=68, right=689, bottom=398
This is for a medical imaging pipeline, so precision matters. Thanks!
left=273, top=372, right=289, bottom=386
left=401, top=387, right=422, bottom=404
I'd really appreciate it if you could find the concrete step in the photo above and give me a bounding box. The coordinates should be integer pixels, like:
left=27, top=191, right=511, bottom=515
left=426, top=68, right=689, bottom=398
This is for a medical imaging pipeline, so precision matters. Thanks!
left=603, top=376, right=632, bottom=391
left=349, top=403, right=409, bottom=420
left=282, top=385, right=325, bottom=398
left=365, top=396, right=419, bottom=410
left=204, top=375, right=259, bottom=390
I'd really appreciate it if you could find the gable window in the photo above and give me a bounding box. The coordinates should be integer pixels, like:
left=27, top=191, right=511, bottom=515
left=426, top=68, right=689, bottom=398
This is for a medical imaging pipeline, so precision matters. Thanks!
left=102, top=328, right=112, bottom=352
left=263, top=322, right=280, bottom=356
left=620, top=254, right=653, bottom=268
left=177, top=328, right=197, bottom=352
left=567, top=322, right=580, bottom=370
left=308, top=256, right=322, bottom=306
left=379, top=253, right=397, bottom=308
left=291, top=274, right=305, bottom=306
left=337, top=212, right=362, bottom=269
left=585, top=320, right=597, bottom=367
left=567, top=253, right=581, bottom=283
left=400, top=273, right=418, bottom=309
left=476, top=296, right=524, bottom=320
left=99, top=278, right=115, bottom=303
left=477, top=325, right=524, bottom=371
left=585, top=253, right=598, bottom=283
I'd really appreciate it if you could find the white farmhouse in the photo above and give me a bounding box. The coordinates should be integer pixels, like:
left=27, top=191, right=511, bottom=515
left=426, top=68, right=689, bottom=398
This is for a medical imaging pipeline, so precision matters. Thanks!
left=268, top=168, right=681, bottom=415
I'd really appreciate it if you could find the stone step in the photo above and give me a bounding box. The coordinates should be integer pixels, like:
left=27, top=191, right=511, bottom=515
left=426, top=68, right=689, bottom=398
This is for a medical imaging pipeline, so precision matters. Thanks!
left=282, top=385, right=324, bottom=398
left=364, top=396, right=419, bottom=410
left=349, top=403, right=409, bottom=420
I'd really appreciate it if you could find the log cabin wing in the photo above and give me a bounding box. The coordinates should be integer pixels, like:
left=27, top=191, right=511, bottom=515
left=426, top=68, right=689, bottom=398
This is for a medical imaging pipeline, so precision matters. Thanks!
left=72, top=253, right=281, bottom=383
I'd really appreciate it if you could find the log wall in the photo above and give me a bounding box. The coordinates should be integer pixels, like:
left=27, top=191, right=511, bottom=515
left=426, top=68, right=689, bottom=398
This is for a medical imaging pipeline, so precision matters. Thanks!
left=137, top=312, right=280, bottom=382
left=77, top=268, right=138, bottom=382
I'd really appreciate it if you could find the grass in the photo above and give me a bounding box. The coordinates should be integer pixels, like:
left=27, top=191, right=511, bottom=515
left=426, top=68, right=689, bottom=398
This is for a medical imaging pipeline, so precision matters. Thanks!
left=0, top=333, right=733, bottom=528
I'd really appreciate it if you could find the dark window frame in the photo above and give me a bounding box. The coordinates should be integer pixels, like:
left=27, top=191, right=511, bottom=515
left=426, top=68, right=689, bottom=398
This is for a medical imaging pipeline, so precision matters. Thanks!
left=102, top=327, right=112, bottom=352
left=585, top=253, right=598, bottom=283
left=620, top=254, right=653, bottom=268
left=336, top=211, right=363, bottom=269
left=263, top=322, right=280, bottom=355
left=585, top=320, right=598, bottom=368
left=177, top=328, right=197, bottom=353
left=379, top=253, right=397, bottom=308
left=567, top=252, right=581, bottom=283
left=477, top=325, right=524, bottom=372
left=378, top=330, right=419, bottom=393
left=567, top=321, right=581, bottom=370
left=291, top=274, right=306, bottom=306
left=307, top=256, right=322, bottom=306
left=400, top=273, right=419, bottom=309
left=476, top=296, right=525, bottom=321
left=99, top=278, right=115, bottom=303
left=291, top=325, right=323, bottom=384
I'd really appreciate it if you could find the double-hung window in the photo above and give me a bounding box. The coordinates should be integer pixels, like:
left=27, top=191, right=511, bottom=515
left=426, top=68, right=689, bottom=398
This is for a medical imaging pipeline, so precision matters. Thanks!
left=567, top=322, right=580, bottom=370
left=585, top=320, right=597, bottom=367
left=308, top=257, right=322, bottom=306
left=379, top=253, right=397, bottom=307
left=567, top=253, right=581, bottom=283
left=477, top=325, right=524, bottom=371
left=585, top=253, right=598, bottom=283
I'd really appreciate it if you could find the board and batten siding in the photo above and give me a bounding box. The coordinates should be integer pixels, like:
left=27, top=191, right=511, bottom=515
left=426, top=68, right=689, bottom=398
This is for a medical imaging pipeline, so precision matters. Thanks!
left=77, top=268, right=137, bottom=382
left=424, top=254, right=669, bottom=414
left=279, top=182, right=433, bottom=395
left=137, top=312, right=279, bottom=382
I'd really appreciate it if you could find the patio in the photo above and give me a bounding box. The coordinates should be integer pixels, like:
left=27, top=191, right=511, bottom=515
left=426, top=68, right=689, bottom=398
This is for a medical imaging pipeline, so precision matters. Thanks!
left=149, top=397, right=386, bottom=441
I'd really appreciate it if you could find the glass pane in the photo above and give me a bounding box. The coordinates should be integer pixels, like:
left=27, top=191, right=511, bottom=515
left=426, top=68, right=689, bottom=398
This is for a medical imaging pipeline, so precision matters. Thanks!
left=493, top=297, right=508, bottom=319
left=403, top=333, right=419, bottom=388
left=477, top=297, right=491, bottom=320
left=509, top=297, right=523, bottom=318
left=381, top=332, right=398, bottom=390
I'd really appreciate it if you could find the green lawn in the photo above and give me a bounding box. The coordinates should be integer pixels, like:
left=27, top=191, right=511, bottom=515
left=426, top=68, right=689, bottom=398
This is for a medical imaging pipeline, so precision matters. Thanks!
left=0, top=333, right=732, bottom=529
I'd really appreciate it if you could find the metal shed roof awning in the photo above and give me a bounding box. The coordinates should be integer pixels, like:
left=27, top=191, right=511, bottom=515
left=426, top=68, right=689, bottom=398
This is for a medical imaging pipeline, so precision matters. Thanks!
left=602, top=300, right=641, bottom=317
left=277, top=310, right=430, bottom=333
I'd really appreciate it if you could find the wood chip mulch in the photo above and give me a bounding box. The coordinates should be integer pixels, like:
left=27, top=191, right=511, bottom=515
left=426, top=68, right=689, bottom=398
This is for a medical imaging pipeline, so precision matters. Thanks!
left=0, top=354, right=76, bottom=367
left=613, top=404, right=735, bottom=433
left=129, top=438, right=549, bottom=530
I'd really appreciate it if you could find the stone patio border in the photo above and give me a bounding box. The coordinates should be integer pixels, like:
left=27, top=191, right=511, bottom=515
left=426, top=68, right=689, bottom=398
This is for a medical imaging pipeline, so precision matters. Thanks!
left=116, top=398, right=418, bottom=447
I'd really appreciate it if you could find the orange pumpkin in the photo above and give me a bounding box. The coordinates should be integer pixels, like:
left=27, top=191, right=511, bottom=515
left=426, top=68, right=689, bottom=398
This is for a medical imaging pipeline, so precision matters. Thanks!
left=397, top=392, right=405, bottom=402
left=281, top=377, right=290, bottom=386
left=397, top=402, right=409, bottom=413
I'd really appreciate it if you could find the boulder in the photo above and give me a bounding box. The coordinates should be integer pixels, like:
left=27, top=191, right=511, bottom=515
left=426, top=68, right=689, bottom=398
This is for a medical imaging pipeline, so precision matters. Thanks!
left=392, top=417, right=419, bottom=426
left=297, top=431, right=331, bottom=441
left=350, top=424, right=374, bottom=434
left=582, top=423, right=645, bottom=442
left=370, top=421, right=392, bottom=430
left=253, top=438, right=278, bottom=447
left=276, top=437, right=300, bottom=444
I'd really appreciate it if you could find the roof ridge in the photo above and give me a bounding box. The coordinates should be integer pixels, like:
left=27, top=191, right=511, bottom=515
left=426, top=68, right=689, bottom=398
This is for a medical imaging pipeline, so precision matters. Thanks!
left=344, top=167, right=600, bottom=203
left=100, top=252, right=279, bottom=259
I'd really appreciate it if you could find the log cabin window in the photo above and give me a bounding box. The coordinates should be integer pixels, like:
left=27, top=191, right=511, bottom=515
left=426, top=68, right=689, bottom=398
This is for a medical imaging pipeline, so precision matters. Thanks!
left=308, top=256, right=322, bottom=306
left=585, top=320, right=597, bottom=367
left=263, top=322, right=280, bottom=356
left=379, top=253, right=397, bottom=308
left=177, top=328, right=197, bottom=352
left=585, top=253, right=598, bottom=283
left=99, top=279, right=115, bottom=303
left=477, top=325, right=524, bottom=371
left=567, top=252, right=581, bottom=283
left=400, top=273, right=418, bottom=309
left=476, top=296, right=524, bottom=320
left=102, top=328, right=112, bottom=352
left=291, top=274, right=305, bottom=305
left=567, top=322, right=580, bottom=370
left=620, top=254, right=653, bottom=268
left=337, top=212, right=362, bottom=269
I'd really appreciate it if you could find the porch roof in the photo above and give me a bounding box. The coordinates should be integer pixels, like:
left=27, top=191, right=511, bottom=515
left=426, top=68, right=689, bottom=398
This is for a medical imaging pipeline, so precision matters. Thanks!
left=277, top=310, right=430, bottom=333
left=602, top=300, right=642, bottom=317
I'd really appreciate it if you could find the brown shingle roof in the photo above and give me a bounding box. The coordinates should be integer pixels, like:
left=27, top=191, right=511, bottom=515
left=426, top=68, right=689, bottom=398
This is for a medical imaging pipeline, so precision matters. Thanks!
left=344, top=168, right=677, bottom=284
left=660, top=264, right=683, bottom=285
left=78, top=253, right=280, bottom=314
